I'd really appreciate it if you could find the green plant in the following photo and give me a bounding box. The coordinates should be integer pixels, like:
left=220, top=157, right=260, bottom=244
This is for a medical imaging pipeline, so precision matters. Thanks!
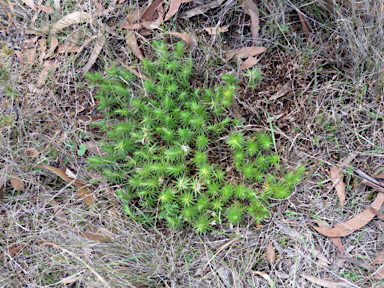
left=243, top=67, right=263, bottom=89
left=86, top=40, right=304, bottom=233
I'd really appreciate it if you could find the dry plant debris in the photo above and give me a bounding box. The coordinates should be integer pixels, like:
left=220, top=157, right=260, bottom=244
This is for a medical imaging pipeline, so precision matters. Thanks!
left=2, top=0, right=384, bottom=286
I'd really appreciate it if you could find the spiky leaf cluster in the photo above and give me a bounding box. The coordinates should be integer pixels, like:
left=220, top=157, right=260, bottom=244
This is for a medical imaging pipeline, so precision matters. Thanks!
left=86, top=41, right=305, bottom=233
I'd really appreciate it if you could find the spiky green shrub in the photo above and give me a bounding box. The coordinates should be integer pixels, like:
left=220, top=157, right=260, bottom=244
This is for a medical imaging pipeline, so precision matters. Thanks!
left=86, top=40, right=304, bottom=233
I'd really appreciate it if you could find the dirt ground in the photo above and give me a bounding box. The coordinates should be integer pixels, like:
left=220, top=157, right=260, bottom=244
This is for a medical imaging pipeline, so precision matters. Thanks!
left=2, top=0, right=384, bottom=287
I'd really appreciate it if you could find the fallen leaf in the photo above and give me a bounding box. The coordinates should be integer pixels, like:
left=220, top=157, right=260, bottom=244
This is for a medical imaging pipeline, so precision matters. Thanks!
left=330, top=166, right=346, bottom=206
left=293, top=5, right=312, bottom=40
left=311, top=220, right=344, bottom=256
left=205, top=25, right=229, bottom=35
left=57, top=43, right=81, bottom=53
left=21, top=0, right=36, bottom=10
left=167, top=32, right=197, bottom=51
left=269, top=80, right=294, bottom=101
left=300, top=273, right=351, bottom=287
left=50, top=12, right=93, bottom=34
left=121, top=7, right=146, bottom=29
left=312, top=246, right=331, bottom=266
left=84, top=140, right=103, bottom=155
left=238, top=0, right=260, bottom=43
left=179, top=0, right=222, bottom=19
left=344, top=257, right=375, bottom=272
left=164, top=0, right=181, bottom=21
left=82, top=33, right=105, bottom=75
left=60, top=275, right=80, bottom=285
left=240, top=56, right=261, bottom=70
left=38, top=38, right=46, bottom=62
left=310, top=192, right=384, bottom=237
left=225, top=46, right=266, bottom=61
left=373, top=265, right=384, bottom=279
left=141, top=0, right=163, bottom=22
left=276, top=221, right=300, bottom=240
left=126, top=30, right=144, bottom=60
left=36, top=4, right=54, bottom=13
left=369, top=207, right=384, bottom=221
left=217, top=267, right=232, bottom=288
left=373, top=249, right=384, bottom=266
left=2, top=244, right=27, bottom=257
left=252, top=271, right=274, bottom=286
left=37, top=165, right=94, bottom=206
left=10, top=177, right=24, bottom=191
left=74, top=229, right=111, bottom=242
left=266, top=242, right=275, bottom=264
left=37, top=59, right=55, bottom=86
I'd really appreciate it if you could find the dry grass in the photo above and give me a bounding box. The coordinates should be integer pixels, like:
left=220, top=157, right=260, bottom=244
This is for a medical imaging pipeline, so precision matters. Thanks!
left=2, top=0, right=384, bottom=287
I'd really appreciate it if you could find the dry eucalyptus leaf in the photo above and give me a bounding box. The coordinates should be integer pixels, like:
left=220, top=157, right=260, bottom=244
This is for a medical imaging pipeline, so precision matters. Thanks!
left=164, top=0, right=181, bottom=21
left=240, top=56, right=261, bottom=70
left=266, top=242, right=275, bottom=264
left=330, top=166, right=346, bottom=206
left=50, top=12, right=93, bottom=34
left=204, top=25, right=229, bottom=35
left=126, top=30, right=144, bottom=60
left=57, top=43, right=81, bottom=53
left=82, top=33, right=105, bottom=75
left=37, top=60, right=55, bottom=86
left=167, top=32, right=197, bottom=51
left=10, top=177, right=24, bottom=191
left=225, top=46, right=266, bottom=61
left=300, top=273, right=351, bottom=287
left=310, top=192, right=384, bottom=237
left=238, top=0, right=259, bottom=43
left=37, top=165, right=94, bottom=206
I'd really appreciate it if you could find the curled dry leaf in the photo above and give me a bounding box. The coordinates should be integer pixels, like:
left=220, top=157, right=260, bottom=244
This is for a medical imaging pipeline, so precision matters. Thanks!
left=37, top=165, right=94, bottom=206
left=205, top=25, right=229, bottom=35
left=238, top=0, right=260, bottom=43
left=10, top=177, right=24, bottom=191
left=225, top=46, right=266, bottom=61
left=310, top=192, right=384, bottom=237
left=167, top=32, right=197, bottom=51
left=330, top=166, right=346, bottom=206
left=252, top=271, right=273, bottom=286
left=266, top=242, right=275, bottom=264
left=300, top=273, right=351, bottom=288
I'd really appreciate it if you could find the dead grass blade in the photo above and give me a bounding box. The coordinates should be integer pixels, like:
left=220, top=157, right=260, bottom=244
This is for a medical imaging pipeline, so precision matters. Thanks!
left=330, top=166, right=346, bottom=206
left=42, top=242, right=113, bottom=287
left=164, top=0, right=181, bottom=21
left=82, top=33, right=105, bottom=76
left=126, top=30, right=144, bottom=60
left=167, top=32, right=197, bottom=51
left=300, top=273, right=351, bottom=287
left=310, top=192, right=384, bottom=237
left=238, top=0, right=260, bottom=43
left=225, top=46, right=266, bottom=61
left=266, top=242, right=275, bottom=264
left=37, top=165, right=94, bottom=206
